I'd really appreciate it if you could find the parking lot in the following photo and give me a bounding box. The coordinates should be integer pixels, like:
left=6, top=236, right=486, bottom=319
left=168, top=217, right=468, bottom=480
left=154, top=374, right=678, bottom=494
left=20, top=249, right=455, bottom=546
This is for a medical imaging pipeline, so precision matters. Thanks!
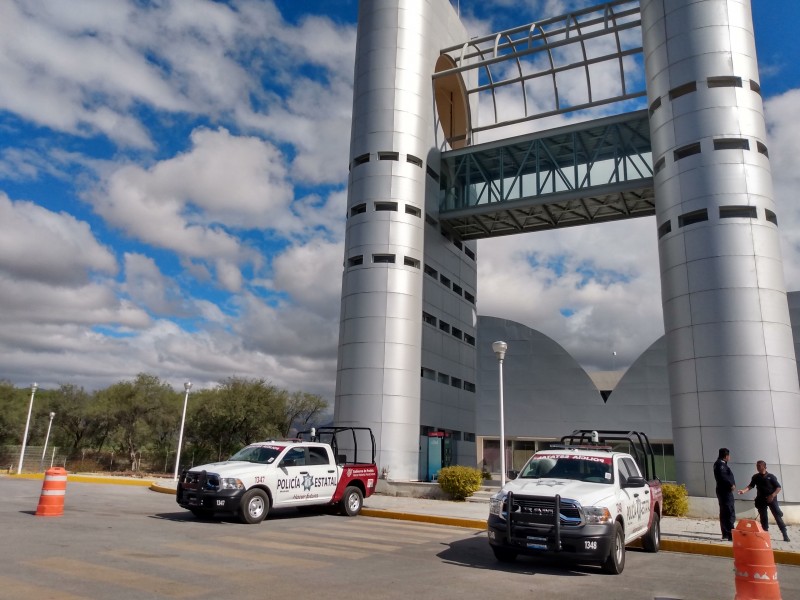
left=3, top=477, right=800, bottom=599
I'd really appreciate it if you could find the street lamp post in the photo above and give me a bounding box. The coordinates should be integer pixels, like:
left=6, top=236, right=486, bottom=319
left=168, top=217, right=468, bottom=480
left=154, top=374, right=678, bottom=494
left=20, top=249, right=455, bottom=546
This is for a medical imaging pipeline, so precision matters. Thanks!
left=17, top=382, right=39, bottom=474
left=173, top=381, right=192, bottom=481
left=41, top=411, right=56, bottom=469
left=492, top=341, right=508, bottom=487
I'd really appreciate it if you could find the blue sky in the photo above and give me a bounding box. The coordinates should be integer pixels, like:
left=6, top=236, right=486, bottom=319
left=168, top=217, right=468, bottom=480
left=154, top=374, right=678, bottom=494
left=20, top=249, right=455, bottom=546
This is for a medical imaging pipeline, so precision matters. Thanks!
left=1, top=0, right=799, bottom=399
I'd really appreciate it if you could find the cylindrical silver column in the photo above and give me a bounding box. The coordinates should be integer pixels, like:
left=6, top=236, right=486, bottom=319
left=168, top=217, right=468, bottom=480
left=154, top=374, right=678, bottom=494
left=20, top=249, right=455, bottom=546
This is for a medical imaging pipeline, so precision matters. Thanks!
left=642, top=0, right=800, bottom=500
left=335, top=0, right=468, bottom=480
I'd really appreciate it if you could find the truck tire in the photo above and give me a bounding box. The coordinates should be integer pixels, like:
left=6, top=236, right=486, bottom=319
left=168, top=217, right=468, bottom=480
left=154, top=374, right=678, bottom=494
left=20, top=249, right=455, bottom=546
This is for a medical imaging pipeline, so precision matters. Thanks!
left=642, top=512, right=660, bottom=553
left=491, top=546, right=518, bottom=563
left=340, top=486, right=363, bottom=516
left=239, top=488, right=269, bottom=524
left=601, top=522, right=625, bottom=574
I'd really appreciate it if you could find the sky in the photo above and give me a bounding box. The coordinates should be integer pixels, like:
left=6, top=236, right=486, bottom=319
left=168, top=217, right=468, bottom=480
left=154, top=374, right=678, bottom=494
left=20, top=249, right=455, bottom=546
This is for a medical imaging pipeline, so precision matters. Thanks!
left=1, top=0, right=799, bottom=401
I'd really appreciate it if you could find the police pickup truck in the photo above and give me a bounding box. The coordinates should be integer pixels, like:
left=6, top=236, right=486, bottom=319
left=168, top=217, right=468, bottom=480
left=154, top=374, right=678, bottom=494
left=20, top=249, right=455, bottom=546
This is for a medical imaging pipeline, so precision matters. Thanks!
left=177, top=427, right=378, bottom=524
left=488, top=430, right=663, bottom=574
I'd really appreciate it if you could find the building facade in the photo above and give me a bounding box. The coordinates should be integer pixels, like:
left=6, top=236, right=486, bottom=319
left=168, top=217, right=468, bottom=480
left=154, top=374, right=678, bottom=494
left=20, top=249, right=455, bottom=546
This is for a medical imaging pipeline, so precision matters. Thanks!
left=335, top=0, right=800, bottom=502
left=334, top=0, right=478, bottom=480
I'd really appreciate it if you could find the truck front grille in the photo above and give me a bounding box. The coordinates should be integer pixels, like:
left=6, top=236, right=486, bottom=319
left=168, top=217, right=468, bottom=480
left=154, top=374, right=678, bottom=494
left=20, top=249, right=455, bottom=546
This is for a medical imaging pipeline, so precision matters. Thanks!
left=506, top=495, right=583, bottom=526
left=181, top=470, right=220, bottom=491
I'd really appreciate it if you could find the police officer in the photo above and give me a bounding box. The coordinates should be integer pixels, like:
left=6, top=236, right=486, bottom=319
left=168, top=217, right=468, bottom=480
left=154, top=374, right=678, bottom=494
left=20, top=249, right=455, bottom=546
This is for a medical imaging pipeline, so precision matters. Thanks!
left=713, top=448, right=736, bottom=541
left=738, top=460, right=790, bottom=542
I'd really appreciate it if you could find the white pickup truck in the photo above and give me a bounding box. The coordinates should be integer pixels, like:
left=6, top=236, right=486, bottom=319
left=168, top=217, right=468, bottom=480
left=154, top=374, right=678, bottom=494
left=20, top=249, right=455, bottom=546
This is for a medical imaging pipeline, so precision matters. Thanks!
left=487, top=430, right=663, bottom=574
left=176, top=427, right=378, bottom=524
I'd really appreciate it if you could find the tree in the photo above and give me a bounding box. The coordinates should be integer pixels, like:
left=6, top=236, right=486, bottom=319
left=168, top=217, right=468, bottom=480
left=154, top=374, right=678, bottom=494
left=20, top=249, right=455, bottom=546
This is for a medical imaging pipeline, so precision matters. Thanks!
left=0, top=379, right=25, bottom=446
left=50, top=384, right=98, bottom=452
left=100, top=373, right=177, bottom=469
left=187, top=377, right=285, bottom=463
left=279, top=391, right=328, bottom=437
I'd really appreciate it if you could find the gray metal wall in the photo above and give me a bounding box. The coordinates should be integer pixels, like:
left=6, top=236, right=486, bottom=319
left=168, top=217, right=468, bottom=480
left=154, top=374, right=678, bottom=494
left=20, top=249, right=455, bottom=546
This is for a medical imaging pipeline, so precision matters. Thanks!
left=335, top=0, right=476, bottom=480
left=476, top=316, right=673, bottom=441
left=642, top=0, right=800, bottom=500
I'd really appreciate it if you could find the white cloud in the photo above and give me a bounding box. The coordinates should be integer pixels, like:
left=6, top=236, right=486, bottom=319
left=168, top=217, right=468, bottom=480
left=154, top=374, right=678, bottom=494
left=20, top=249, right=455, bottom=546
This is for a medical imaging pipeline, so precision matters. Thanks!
left=766, top=89, right=800, bottom=290
left=122, top=253, right=188, bottom=316
left=0, top=193, right=117, bottom=285
left=477, top=217, right=663, bottom=371
left=91, top=127, right=291, bottom=264
left=271, top=239, right=345, bottom=318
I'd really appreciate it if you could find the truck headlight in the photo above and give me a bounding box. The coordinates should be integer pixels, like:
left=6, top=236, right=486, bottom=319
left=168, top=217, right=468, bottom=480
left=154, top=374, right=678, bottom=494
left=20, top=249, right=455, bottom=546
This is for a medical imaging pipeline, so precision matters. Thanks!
left=489, top=492, right=507, bottom=517
left=583, top=506, right=612, bottom=524
left=220, top=478, right=244, bottom=490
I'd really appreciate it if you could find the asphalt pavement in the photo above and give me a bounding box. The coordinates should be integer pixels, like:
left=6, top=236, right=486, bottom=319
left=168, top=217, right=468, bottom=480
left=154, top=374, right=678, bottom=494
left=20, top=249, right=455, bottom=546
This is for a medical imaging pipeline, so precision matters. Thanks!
left=7, top=472, right=798, bottom=565
left=143, top=475, right=799, bottom=565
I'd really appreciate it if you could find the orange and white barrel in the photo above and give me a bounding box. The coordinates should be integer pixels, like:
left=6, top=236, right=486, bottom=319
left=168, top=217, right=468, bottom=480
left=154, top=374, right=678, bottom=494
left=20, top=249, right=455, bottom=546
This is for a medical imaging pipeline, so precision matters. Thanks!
left=35, top=467, right=68, bottom=517
left=733, top=518, right=781, bottom=600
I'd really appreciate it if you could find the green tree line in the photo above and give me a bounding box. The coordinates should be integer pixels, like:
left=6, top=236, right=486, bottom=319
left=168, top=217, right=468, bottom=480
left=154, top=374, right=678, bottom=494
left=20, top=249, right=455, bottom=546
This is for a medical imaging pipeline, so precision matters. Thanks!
left=0, top=373, right=328, bottom=473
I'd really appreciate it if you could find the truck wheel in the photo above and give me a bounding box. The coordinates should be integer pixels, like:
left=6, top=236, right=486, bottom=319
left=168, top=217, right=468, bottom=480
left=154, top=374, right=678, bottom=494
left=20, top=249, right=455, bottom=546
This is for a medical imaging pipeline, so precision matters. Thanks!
left=601, top=522, right=625, bottom=574
left=642, top=513, right=661, bottom=553
left=239, top=488, right=269, bottom=524
left=190, top=508, right=214, bottom=519
left=340, top=486, right=363, bottom=516
left=491, top=546, right=518, bottom=563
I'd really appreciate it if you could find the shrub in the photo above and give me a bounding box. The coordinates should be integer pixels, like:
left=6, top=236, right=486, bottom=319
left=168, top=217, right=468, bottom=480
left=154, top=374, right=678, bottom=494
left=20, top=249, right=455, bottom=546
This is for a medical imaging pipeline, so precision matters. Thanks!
left=662, top=482, right=689, bottom=517
left=437, top=465, right=483, bottom=501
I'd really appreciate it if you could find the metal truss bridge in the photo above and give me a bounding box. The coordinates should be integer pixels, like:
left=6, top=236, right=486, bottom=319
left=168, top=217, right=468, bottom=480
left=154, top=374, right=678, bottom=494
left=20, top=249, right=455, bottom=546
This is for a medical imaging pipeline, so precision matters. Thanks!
left=438, top=110, right=654, bottom=241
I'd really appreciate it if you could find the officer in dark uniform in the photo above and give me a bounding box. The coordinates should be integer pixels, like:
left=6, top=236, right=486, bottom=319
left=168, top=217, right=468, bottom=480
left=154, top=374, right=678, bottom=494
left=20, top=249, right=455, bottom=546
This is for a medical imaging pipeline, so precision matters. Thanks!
left=713, top=447, right=736, bottom=540
left=738, top=460, right=790, bottom=542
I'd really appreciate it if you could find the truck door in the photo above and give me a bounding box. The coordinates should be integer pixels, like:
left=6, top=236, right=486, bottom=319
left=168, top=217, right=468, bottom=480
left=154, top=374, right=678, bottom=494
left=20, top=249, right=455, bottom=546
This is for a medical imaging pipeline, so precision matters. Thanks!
left=275, top=447, right=336, bottom=507
left=304, top=446, right=338, bottom=503
left=618, top=457, right=649, bottom=540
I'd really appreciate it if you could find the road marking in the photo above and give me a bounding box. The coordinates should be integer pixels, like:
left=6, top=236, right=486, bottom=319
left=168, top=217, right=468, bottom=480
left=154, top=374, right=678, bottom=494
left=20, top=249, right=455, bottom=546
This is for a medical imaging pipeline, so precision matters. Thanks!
left=166, top=541, right=328, bottom=569
left=357, top=517, right=480, bottom=537
left=321, top=520, right=468, bottom=542
left=219, top=535, right=371, bottom=559
left=0, top=575, right=85, bottom=600
left=27, top=557, right=203, bottom=599
left=274, top=529, right=412, bottom=549
left=109, top=549, right=268, bottom=582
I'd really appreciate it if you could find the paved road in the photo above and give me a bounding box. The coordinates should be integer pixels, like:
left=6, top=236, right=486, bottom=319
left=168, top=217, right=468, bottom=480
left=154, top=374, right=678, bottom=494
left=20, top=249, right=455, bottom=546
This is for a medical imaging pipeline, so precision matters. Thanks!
left=2, top=478, right=799, bottom=599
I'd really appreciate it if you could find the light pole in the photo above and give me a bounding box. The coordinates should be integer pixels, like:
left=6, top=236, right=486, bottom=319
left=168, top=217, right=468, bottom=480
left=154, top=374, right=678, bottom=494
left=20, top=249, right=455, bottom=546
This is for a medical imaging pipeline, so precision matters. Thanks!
left=41, top=411, right=56, bottom=469
left=17, top=382, right=39, bottom=474
left=492, top=341, right=508, bottom=487
left=173, top=381, right=192, bottom=481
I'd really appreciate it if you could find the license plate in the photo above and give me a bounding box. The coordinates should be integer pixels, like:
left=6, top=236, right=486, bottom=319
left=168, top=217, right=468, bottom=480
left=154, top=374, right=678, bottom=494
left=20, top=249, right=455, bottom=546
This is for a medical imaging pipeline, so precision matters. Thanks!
left=527, top=536, right=547, bottom=550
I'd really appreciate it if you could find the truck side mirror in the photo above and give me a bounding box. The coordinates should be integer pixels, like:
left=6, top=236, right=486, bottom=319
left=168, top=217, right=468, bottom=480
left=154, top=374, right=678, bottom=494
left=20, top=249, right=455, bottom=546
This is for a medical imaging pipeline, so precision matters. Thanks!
left=507, top=470, right=519, bottom=480
left=623, top=476, right=646, bottom=488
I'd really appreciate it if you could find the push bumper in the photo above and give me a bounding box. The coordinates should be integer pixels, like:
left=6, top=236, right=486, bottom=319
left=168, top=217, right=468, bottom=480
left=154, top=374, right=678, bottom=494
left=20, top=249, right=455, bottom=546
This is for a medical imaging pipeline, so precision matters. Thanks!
left=487, top=514, right=615, bottom=562
left=177, top=484, right=245, bottom=513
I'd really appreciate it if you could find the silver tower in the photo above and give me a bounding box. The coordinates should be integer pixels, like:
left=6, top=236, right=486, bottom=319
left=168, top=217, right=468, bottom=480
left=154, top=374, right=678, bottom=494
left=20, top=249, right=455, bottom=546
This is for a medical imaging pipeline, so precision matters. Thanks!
left=642, top=0, right=800, bottom=500
left=335, top=0, right=477, bottom=480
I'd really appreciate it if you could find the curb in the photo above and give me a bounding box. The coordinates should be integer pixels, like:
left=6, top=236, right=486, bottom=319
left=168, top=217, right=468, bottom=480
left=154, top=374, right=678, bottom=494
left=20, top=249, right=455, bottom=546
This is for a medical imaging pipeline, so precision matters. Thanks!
left=658, top=539, right=800, bottom=566
left=361, top=508, right=487, bottom=530
left=5, top=473, right=153, bottom=487
left=150, top=482, right=177, bottom=495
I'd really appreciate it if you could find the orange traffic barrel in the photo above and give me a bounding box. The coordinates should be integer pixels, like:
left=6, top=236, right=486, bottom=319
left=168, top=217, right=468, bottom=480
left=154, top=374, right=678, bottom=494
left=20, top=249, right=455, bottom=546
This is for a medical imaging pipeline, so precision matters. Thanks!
left=733, top=518, right=781, bottom=600
left=35, top=467, right=68, bottom=517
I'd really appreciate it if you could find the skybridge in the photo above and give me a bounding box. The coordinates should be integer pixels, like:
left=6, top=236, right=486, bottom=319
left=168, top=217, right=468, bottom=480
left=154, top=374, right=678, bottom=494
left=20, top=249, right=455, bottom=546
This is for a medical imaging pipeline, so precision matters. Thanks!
left=438, top=109, right=654, bottom=241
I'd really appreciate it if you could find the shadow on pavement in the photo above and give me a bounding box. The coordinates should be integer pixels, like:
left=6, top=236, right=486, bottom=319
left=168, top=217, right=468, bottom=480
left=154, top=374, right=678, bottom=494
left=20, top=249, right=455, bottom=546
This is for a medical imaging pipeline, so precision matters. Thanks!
left=436, top=534, right=654, bottom=577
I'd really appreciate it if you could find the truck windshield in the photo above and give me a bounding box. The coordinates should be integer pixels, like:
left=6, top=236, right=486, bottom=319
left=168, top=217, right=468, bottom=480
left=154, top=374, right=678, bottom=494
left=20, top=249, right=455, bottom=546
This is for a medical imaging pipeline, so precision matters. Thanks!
left=518, top=455, right=613, bottom=484
left=229, top=445, right=283, bottom=464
